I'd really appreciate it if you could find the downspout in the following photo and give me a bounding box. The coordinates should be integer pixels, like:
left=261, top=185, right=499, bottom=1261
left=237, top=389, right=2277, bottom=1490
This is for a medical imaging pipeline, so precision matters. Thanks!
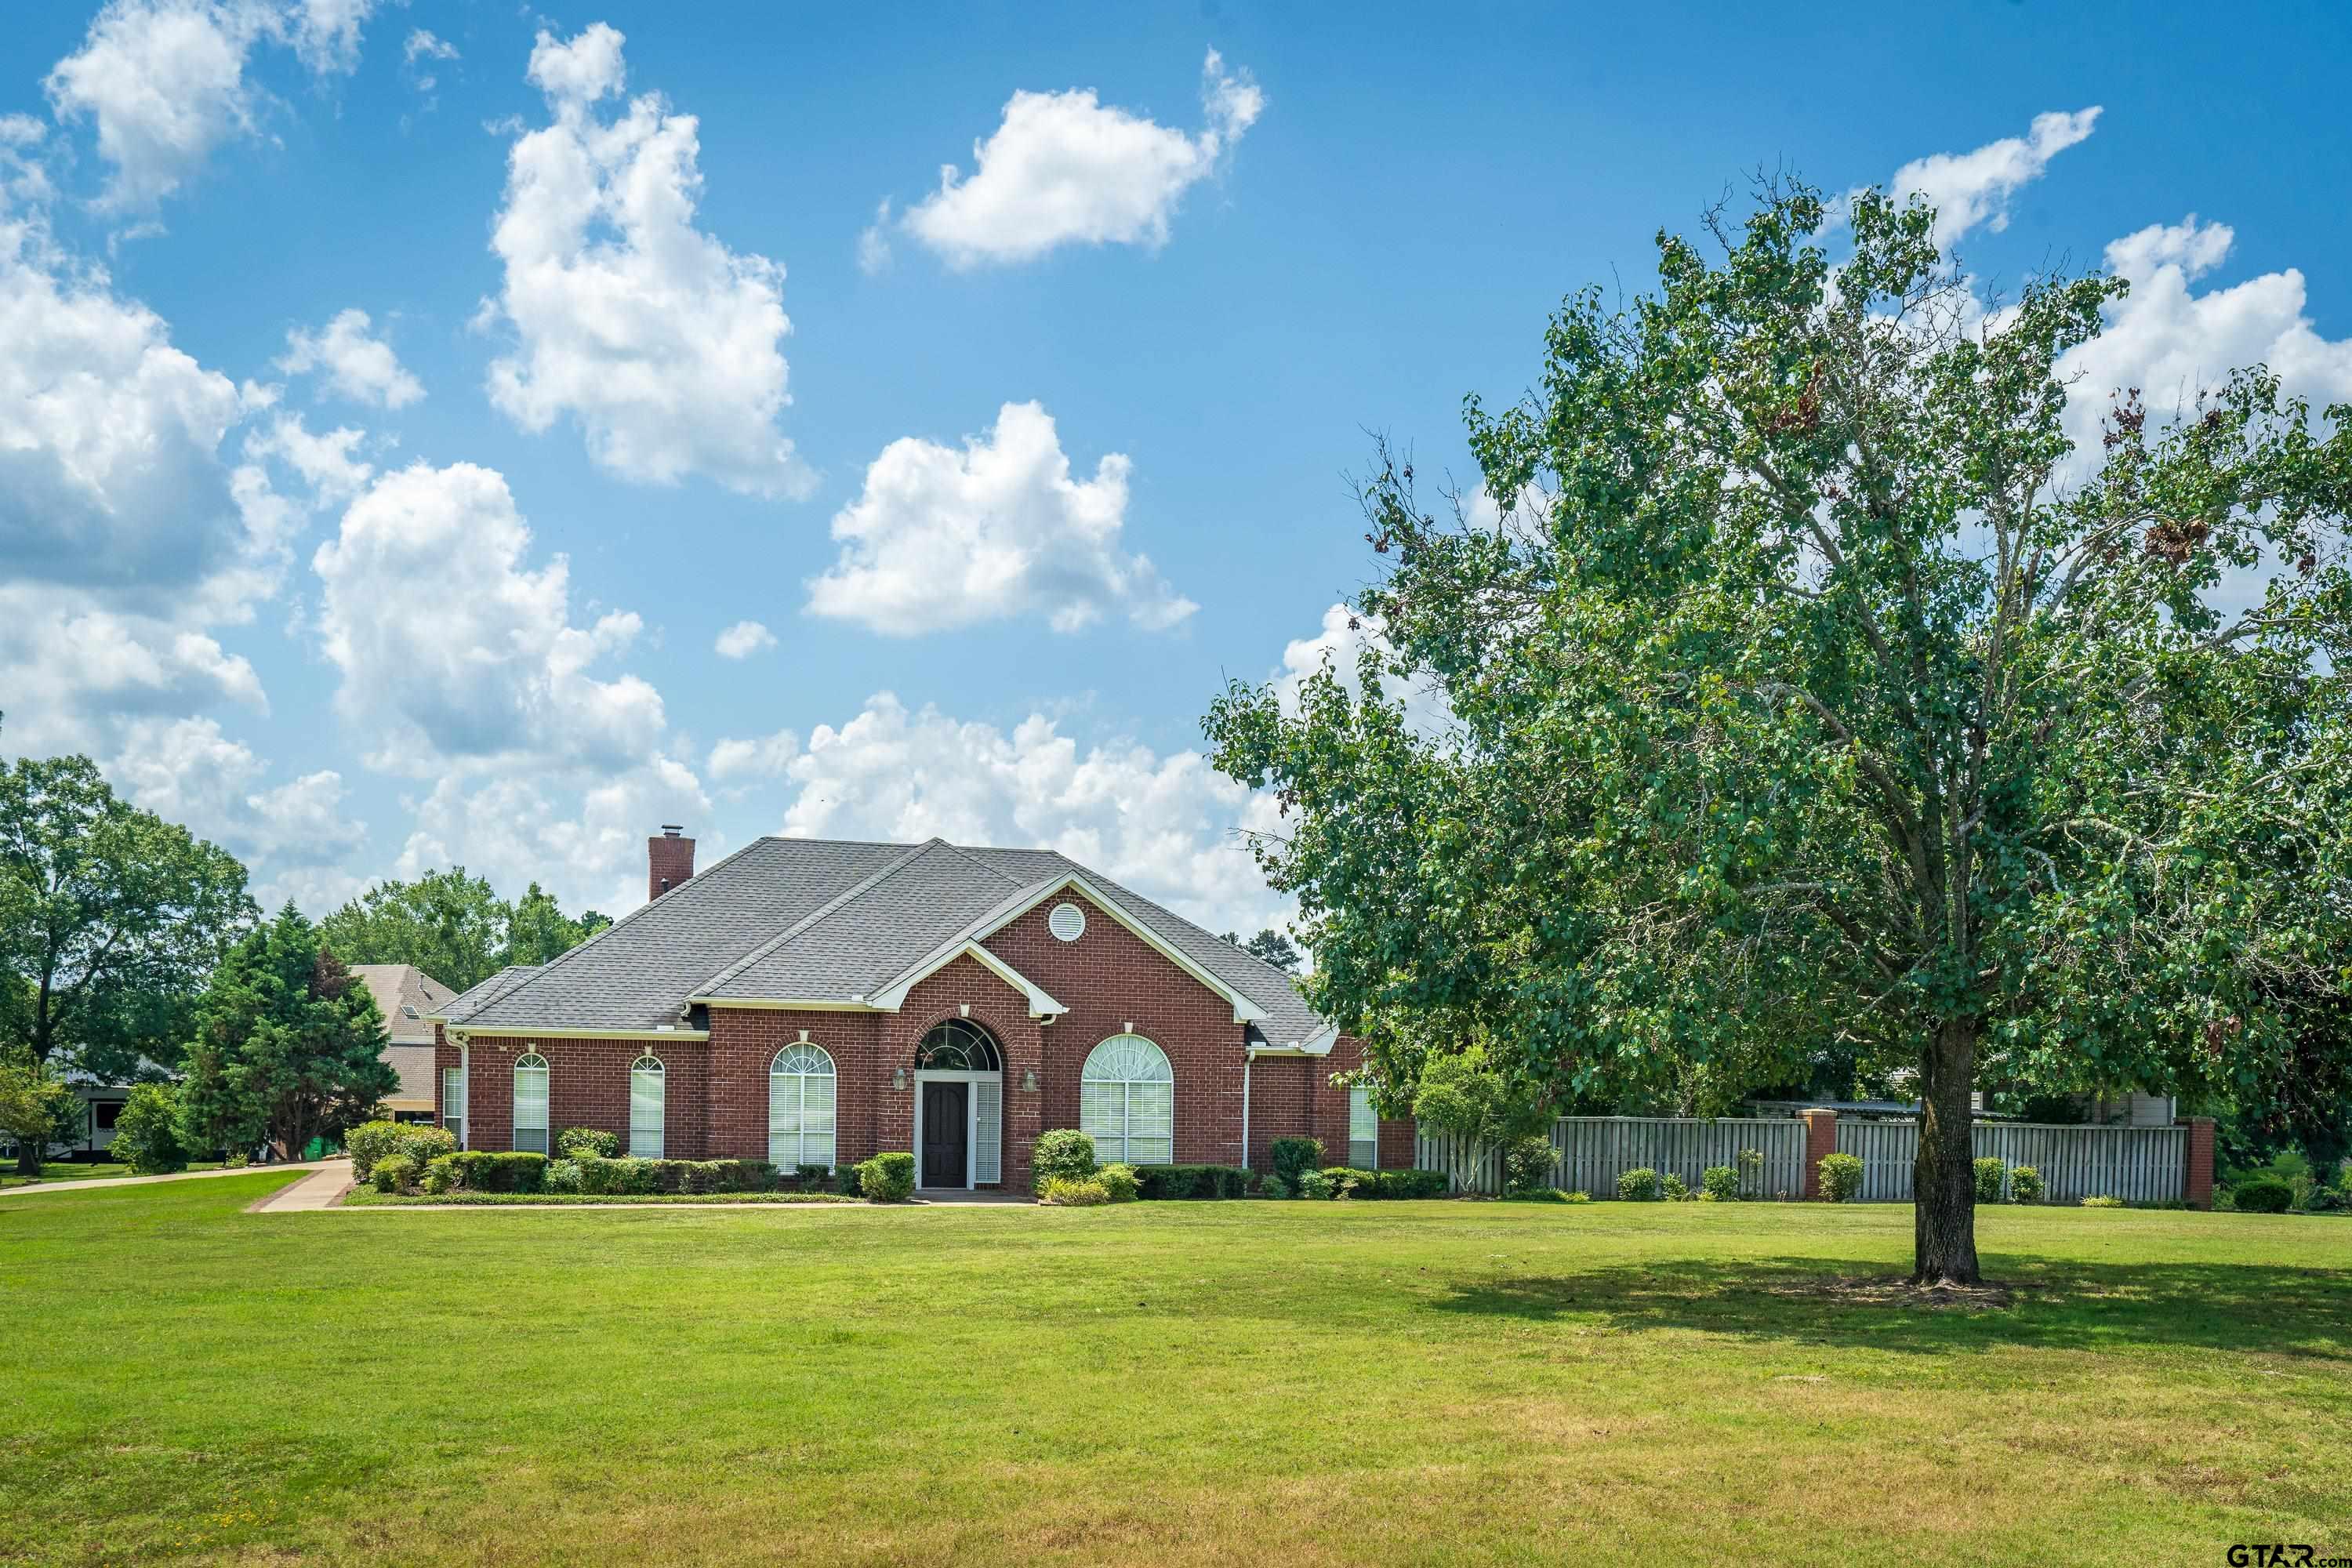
left=1240, top=1049, right=1252, bottom=1174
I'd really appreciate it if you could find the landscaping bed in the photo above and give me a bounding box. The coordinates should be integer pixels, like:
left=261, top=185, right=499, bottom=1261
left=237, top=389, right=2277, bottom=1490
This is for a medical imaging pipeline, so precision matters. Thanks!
left=343, top=1187, right=862, bottom=1207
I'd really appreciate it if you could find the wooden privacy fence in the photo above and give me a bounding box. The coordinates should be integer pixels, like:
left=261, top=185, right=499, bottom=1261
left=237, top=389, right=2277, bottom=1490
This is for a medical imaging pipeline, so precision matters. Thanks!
left=1416, top=1114, right=2190, bottom=1203
left=1836, top=1119, right=2187, bottom=1204
left=1417, top=1116, right=1808, bottom=1197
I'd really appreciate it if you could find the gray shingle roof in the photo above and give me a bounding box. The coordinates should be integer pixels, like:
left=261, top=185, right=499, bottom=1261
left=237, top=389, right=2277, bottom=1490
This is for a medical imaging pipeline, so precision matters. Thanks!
left=448, top=836, right=1330, bottom=1045
left=436, top=964, right=543, bottom=1025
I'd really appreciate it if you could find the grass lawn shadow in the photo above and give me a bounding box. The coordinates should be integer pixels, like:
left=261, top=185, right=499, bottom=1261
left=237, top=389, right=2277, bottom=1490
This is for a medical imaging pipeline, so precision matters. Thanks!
left=1428, top=1254, right=2352, bottom=1360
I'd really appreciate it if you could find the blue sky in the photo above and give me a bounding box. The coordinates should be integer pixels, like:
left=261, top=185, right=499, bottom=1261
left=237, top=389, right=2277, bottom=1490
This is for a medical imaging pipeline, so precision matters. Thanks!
left=5, top=1, right=2349, bottom=932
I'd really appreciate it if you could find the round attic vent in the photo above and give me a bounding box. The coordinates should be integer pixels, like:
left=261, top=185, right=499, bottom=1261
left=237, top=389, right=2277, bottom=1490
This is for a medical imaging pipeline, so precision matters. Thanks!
left=1048, top=902, right=1087, bottom=942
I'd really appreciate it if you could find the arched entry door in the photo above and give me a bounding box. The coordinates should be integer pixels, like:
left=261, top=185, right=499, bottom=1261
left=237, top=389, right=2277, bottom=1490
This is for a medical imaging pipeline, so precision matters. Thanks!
left=912, top=1019, right=1004, bottom=1189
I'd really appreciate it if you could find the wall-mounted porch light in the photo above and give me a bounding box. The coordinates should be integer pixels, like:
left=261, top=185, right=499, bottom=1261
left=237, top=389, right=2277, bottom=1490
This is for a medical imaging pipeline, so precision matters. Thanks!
left=1019, top=1068, right=1039, bottom=1093
left=891, top=1065, right=909, bottom=1091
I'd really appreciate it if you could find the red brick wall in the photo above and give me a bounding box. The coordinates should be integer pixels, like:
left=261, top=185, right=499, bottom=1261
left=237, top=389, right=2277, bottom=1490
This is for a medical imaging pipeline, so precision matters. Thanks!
left=437, top=1029, right=709, bottom=1156
left=2181, top=1115, right=2216, bottom=1210
left=985, top=891, right=1249, bottom=1168
left=704, top=1007, right=884, bottom=1165
left=429, top=891, right=1422, bottom=1182
left=1240, top=1034, right=1414, bottom=1172
left=1801, top=1109, right=1837, bottom=1200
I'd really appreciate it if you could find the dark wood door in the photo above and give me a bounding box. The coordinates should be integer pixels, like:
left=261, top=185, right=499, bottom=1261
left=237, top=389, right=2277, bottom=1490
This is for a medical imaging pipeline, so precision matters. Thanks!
left=921, top=1081, right=968, bottom=1188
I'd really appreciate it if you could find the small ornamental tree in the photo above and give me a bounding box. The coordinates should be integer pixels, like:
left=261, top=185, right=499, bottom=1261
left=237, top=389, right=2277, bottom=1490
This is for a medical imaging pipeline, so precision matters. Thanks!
left=0, top=1047, right=82, bottom=1168
left=1207, top=180, right=2352, bottom=1284
left=1410, top=1044, right=1550, bottom=1192
left=180, top=906, right=398, bottom=1160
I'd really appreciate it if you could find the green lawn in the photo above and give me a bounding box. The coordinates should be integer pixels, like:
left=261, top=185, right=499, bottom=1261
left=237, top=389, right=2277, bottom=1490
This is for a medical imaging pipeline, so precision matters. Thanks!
left=3, top=1177, right=2347, bottom=1566
left=0, top=1160, right=230, bottom=1189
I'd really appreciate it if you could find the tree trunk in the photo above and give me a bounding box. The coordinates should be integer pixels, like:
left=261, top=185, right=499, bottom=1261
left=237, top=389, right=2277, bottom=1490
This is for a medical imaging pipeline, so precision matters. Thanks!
left=13, top=1144, right=38, bottom=1178
left=1912, top=1017, right=1981, bottom=1286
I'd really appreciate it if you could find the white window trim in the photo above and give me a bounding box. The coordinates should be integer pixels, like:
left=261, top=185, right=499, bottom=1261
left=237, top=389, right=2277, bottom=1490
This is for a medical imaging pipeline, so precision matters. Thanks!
left=1348, top=1083, right=1379, bottom=1171
left=1080, top=1033, right=1174, bottom=1167
left=512, top=1051, right=550, bottom=1155
left=768, top=1044, right=838, bottom=1171
left=630, top=1053, right=666, bottom=1159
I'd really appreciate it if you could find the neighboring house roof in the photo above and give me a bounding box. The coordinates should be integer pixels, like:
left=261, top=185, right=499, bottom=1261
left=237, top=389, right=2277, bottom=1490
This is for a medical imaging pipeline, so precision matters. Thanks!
left=447, top=836, right=1328, bottom=1047
left=350, top=964, right=456, bottom=1045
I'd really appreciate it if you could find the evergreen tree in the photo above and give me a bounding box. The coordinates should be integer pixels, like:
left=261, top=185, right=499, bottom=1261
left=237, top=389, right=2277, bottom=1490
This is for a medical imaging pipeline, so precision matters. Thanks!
left=180, top=906, right=397, bottom=1160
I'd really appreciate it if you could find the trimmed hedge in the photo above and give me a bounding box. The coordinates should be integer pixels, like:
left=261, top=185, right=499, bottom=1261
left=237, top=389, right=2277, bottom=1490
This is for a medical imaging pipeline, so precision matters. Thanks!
left=1817, top=1152, right=1864, bottom=1203
left=856, top=1151, right=915, bottom=1202
left=2233, top=1176, right=2294, bottom=1214
left=347, top=1120, right=456, bottom=1179
left=556, top=1127, right=619, bottom=1160
left=568, top=1156, right=778, bottom=1196
left=439, top=1151, right=548, bottom=1193
left=1031, top=1129, right=1098, bottom=1186
left=1096, top=1163, right=1140, bottom=1203
left=1318, top=1167, right=1450, bottom=1200
left=1269, top=1138, right=1323, bottom=1185
left=347, top=1189, right=859, bottom=1207
left=1132, top=1163, right=1251, bottom=1200
left=1617, top=1167, right=1661, bottom=1202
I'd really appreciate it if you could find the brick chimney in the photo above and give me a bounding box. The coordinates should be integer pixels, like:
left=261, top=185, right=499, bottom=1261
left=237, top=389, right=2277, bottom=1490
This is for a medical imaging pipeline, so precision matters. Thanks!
left=648, top=825, right=695, bottom=902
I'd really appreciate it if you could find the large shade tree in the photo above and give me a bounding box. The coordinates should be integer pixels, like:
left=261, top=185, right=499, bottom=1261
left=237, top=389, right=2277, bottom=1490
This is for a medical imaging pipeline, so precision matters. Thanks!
left=0, top=753, right=256, bottom=1085
left=1207, top=184, right=2352, bottom=1284
left=316, top=870, right=610, bottom=993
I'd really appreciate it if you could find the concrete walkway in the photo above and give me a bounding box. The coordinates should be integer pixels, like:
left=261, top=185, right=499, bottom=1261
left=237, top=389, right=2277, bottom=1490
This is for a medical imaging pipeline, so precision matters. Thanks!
left=249, top=1161, right=354, bottom=1213
left=0, top=1160, right=335, bottom=1200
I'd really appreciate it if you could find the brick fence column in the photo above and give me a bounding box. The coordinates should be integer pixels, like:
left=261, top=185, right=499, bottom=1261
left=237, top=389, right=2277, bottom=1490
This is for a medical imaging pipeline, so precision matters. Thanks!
left=1800, top=1108, right=1838, bottom=1200
left=2180, top=1115, right=2216, bottom=1210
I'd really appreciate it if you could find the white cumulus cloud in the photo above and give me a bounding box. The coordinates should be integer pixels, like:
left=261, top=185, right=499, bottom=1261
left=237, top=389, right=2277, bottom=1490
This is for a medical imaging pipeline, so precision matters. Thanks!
left=713, top=619, right=777, bottom=659
left=895, top=49, right=1261, bottom=268
left=708, top=691, right=1285, bottom=935
left=806, top=401, right=1196, bottom=636
left=44, top=0, right=381, bottom=213
left=311, top=460, right=667, bottom=775
left=103, top=715, right=364, bottom=907
left=393, top=757, right=711, bottom=916
left=1877, top=107, right=2100, bottom=246
left=480, top=23, right=810, bottom=496
left=2054, top=214, right=2352, bottom=486
left=279, top=307, right=423, bottom=408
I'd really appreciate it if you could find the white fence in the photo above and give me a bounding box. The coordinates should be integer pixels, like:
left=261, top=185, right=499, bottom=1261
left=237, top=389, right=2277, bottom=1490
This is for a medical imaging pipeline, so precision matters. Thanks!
left=1417, top=1116, right=1808, bottom=1197
left=1836, top=1119, right=2186, bottom=1204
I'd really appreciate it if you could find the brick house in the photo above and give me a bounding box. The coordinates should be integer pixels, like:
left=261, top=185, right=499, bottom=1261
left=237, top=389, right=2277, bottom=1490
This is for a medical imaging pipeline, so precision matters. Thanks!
left=429, top=829, right=1409, bottom=1191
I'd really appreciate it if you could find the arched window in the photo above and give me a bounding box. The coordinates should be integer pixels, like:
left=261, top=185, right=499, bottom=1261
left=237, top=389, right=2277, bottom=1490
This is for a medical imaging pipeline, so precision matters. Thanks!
left=916, top=1018, right=1002, bottom=1073
left=630, top=1054, right=666, bottom=1158
left=512, top=1052, right=549, bottom=1154
left=1080, top=1034, right=1173, bottom=1166
left=770, top=1044, right=837, bottom=1170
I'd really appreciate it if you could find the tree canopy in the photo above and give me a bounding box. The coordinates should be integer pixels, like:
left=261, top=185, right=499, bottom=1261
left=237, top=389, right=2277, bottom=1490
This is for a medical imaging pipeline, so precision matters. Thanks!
left=1206, top=181, right=2352, bottom=1283
left=315, top=871, right=610, bottom=993
left=0, top=753, right=256, bottom=1080
left=1221, top=927, right=1303, bottom=974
